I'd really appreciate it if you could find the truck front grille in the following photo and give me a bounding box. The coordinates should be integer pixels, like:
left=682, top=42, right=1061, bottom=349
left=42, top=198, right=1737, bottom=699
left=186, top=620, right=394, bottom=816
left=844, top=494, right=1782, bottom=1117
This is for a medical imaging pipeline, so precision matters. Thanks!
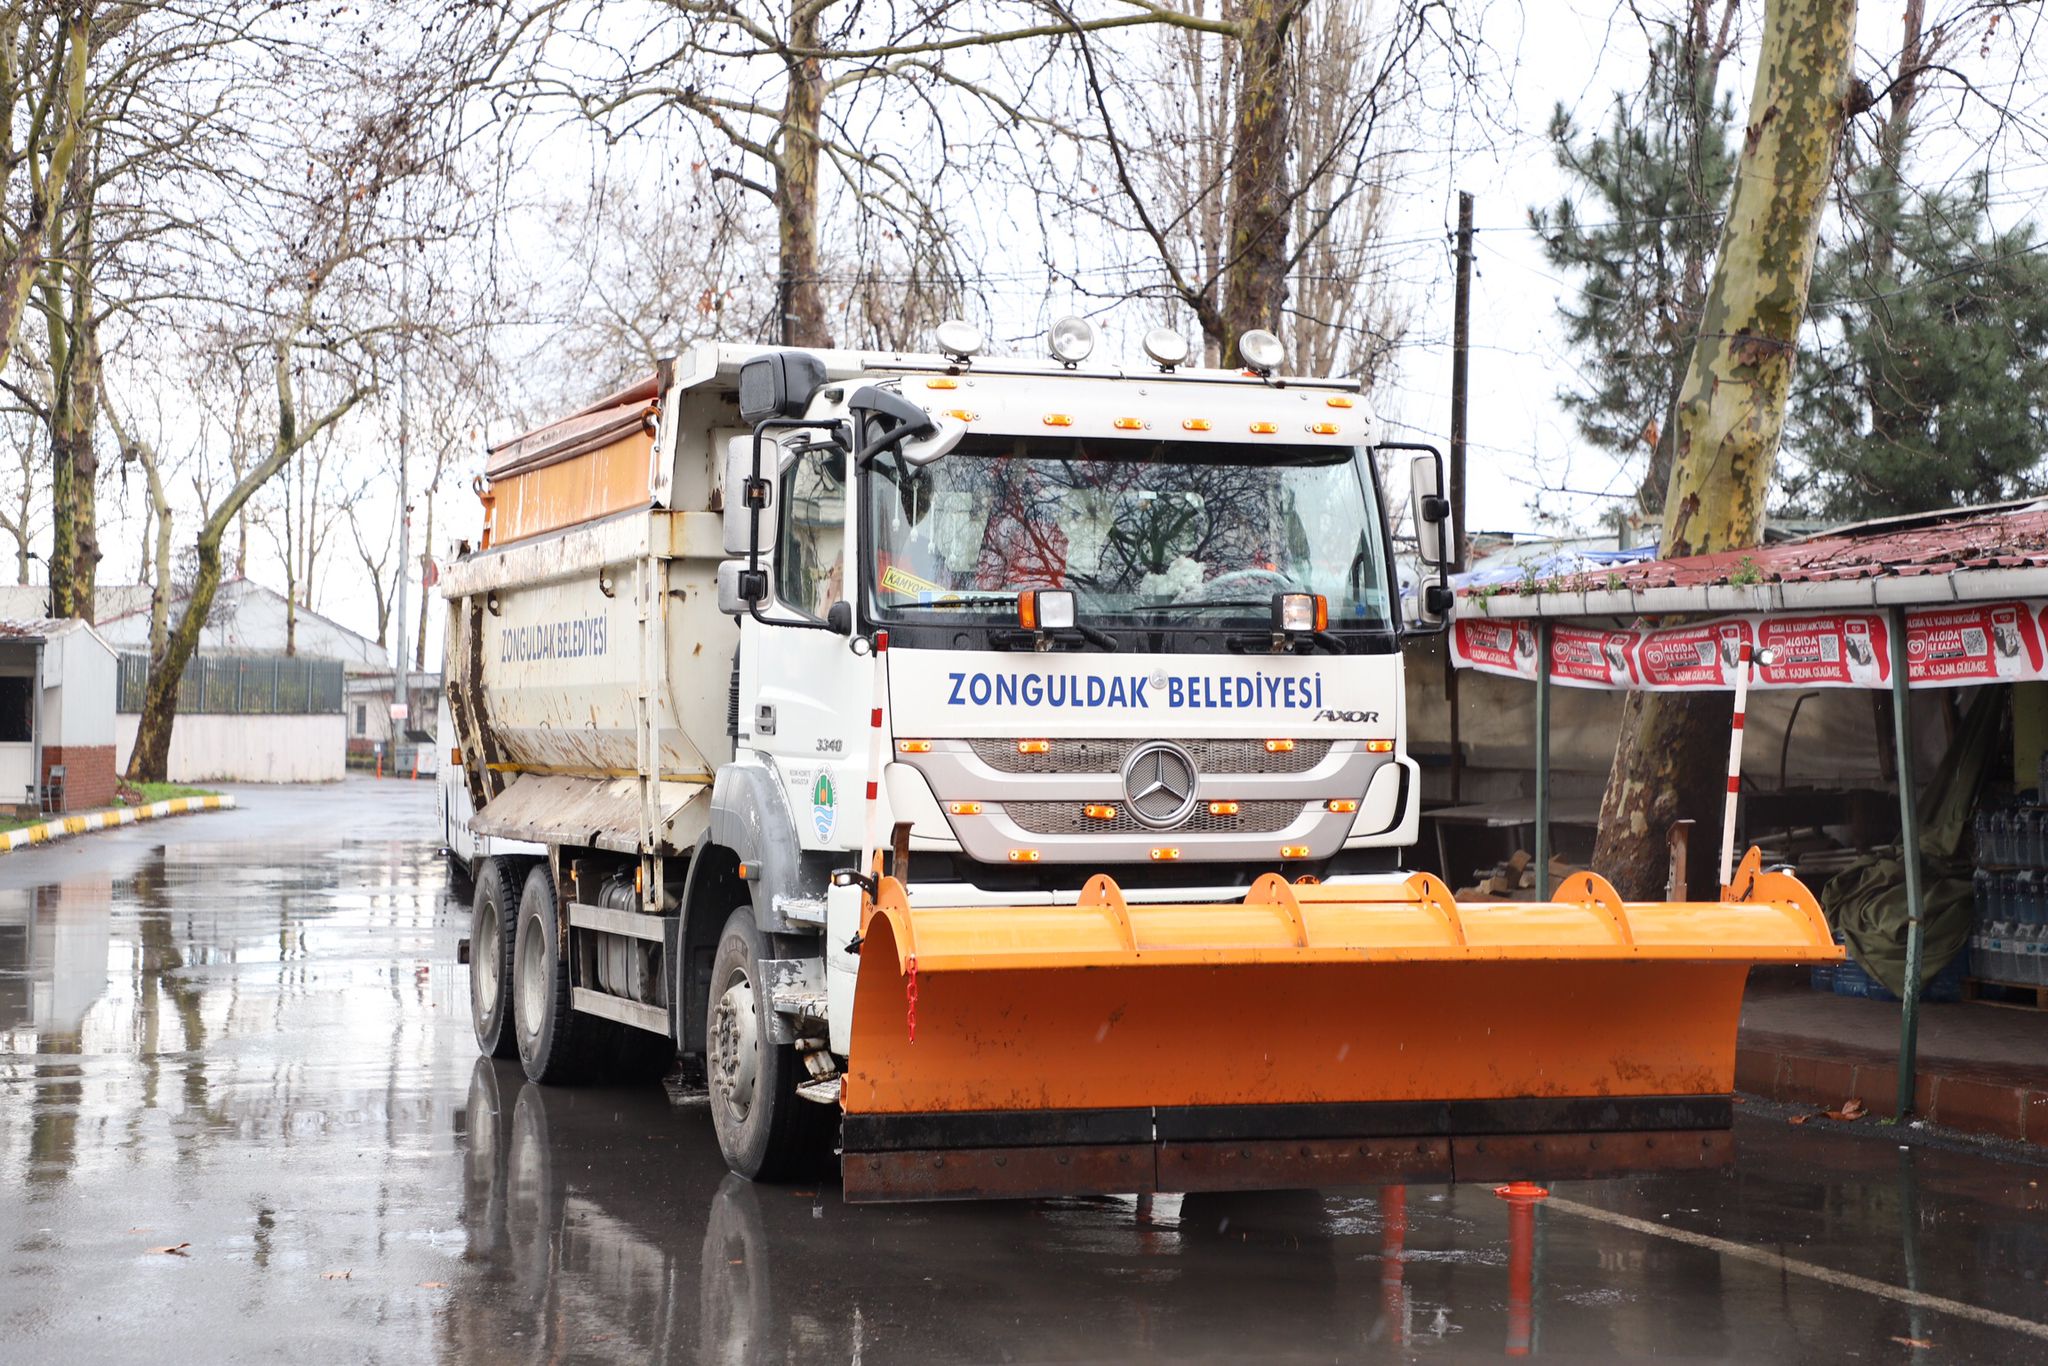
left=968, top=737, right=1332, bottom=776
left=1001, top=800, right=1303, bottom=836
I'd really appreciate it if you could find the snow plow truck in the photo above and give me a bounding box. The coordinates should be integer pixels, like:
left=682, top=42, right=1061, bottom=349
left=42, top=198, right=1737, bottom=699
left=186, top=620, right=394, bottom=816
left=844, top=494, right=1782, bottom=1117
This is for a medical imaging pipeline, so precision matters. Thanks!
left=443, top=321, right=1839, bottom=1202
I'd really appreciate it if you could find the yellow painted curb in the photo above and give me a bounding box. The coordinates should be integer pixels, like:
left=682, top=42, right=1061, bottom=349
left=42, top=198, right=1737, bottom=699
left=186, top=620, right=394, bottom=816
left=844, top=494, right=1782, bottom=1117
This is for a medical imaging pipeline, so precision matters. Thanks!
left=0, top=794, right=237, bottom=854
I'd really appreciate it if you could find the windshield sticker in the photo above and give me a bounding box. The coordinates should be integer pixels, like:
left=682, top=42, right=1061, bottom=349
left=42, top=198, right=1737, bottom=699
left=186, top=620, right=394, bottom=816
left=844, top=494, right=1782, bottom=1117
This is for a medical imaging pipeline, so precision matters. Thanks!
left=943, top=670, right=1325, bottom=711
left=811, top=772, right=837, bottom=841
left=880, top=564, right=945, bottom=597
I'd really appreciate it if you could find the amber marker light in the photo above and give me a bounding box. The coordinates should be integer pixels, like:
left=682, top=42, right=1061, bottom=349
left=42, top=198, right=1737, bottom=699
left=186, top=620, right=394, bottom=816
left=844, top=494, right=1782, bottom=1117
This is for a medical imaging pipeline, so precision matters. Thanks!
left=1249, top=421, right=1280, bottom=435
left=1042, top=413, right=1074, bottom=427
left=1113, top=417, right=1146, bottom=430
left=1150, top=847, right=1182, bottom=861
left=949, top=802, right=982, bottom=816
left=1018, top=739, right=1051, bottom=755
left=946, top=409, right=978, bottom=422
left=449, top=747, right=462, bottom=765
left=1280, top=845, right=1311, bottom=859
left=926, top=377, right=959, bottom=389
left=1207, top=800, right=1240, bottom=816
left=1008, top=848, right=1042, bottom=862
left=1326, top=799, right=1359, bottom=814
left=1182, top=418, right=1213, bottom=431
left=1265, top=738, right=1296, bottom=753
left=1309, top=422, right=1341, bottom=436
left=1083, top=804, right=1119, bottom=821
left=1364, top=739, right=1395, bottom=753
left=1326, top=395, right=1357, bottom=408
left=897, top=740, right=933, bottom=753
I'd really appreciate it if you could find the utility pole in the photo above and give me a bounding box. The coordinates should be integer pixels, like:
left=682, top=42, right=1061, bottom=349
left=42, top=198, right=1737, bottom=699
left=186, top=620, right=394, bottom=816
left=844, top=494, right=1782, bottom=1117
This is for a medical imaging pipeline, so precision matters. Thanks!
left=1443, top=191, right=1475, bottom=806
left=391, top=292, right=412, bottom=775
left=1450, top=191, right=1474, bottom=571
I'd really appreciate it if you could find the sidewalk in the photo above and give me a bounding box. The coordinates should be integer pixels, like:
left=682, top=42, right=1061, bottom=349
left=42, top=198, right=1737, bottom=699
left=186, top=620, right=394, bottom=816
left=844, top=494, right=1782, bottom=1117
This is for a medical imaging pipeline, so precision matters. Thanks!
left=1738, top=970, right=2048, bottom=1144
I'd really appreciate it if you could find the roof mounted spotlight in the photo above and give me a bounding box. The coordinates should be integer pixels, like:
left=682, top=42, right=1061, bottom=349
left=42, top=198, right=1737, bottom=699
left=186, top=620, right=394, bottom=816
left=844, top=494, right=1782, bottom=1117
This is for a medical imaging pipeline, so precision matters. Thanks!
left=1142, top=328, right=1190, bottom=372
left=1237, top=328, right=1285, bottom=376
left=934, top=319, right=984, bottom=363
left=1048, top=316, right=1097, bottom=367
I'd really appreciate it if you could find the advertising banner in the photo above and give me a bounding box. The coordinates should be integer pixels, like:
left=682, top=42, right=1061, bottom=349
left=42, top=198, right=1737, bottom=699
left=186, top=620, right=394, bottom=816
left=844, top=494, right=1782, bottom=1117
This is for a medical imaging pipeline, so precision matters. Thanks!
left=1450, top=600, right=2048, bottom=691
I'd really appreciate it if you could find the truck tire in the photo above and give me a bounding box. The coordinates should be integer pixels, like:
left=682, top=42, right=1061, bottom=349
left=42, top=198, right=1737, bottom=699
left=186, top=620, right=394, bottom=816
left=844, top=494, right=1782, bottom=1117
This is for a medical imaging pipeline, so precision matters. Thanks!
left=512, top=864, right=602, bottom=1085
left=469, top=857, right=522, bottom=1059
left=706, top=906, right=833, bottom=1181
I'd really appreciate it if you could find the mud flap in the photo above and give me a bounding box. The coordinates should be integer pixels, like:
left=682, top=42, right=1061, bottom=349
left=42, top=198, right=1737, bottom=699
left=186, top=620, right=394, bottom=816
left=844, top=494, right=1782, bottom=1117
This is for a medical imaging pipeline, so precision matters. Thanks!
left=839, top=851, right=1834, bottom=1203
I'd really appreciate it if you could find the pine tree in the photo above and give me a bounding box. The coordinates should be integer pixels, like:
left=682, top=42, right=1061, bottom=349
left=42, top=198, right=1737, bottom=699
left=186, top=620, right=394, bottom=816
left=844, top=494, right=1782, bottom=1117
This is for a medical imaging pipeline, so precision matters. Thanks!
left=1786, top=168, right=2048, bottom=520
left=1529, top=20, right=1737, bottom=518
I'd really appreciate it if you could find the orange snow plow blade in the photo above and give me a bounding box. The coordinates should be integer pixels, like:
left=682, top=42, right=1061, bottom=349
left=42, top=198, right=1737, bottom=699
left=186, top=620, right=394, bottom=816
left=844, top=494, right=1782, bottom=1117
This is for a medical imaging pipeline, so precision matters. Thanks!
left=841, top=850, right=1839, bottom=1202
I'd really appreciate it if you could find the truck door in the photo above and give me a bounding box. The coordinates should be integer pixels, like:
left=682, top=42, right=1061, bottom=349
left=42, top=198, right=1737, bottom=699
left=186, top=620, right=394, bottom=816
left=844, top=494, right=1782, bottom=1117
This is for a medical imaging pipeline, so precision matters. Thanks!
left=746, top=441, right=871, bottom=853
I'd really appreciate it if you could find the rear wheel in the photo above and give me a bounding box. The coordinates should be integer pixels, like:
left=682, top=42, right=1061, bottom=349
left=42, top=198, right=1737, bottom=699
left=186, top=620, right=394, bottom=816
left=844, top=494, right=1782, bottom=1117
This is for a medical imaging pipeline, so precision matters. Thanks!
left=469, top=858, right=522, bottom=1059
left=706, top=906, right=833, bottom=1180
left=512, top=865, right=602, bottom=1084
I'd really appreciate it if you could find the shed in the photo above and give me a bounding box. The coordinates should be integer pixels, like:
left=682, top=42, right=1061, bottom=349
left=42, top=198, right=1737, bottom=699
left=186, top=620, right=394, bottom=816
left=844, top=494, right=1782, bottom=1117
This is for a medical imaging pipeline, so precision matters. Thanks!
left=0, top=618, right=119, bottom=815
left=1443, top=500, right=2048, bottom=1118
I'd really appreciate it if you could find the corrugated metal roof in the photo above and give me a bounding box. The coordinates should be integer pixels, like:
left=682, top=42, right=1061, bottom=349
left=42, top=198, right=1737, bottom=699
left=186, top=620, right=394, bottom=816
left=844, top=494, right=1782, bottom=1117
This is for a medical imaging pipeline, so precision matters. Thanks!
left=1457, top=503, right=2048, bottom=620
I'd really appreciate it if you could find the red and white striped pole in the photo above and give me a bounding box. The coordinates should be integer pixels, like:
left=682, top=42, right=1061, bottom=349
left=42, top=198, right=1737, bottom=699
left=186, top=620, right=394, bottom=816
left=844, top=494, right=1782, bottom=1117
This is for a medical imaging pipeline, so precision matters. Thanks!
left=1719, top=639, right=1755, bottom=889
left=860, top=630, right=891, bottom=891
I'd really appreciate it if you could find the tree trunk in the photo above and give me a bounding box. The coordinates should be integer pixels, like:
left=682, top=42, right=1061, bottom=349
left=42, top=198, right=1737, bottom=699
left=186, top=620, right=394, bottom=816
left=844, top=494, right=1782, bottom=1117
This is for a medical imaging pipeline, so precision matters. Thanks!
left=127, top=538, right=223, bottom=783
left=1217, top=0, right=1297, bottom=364
left=45, top=135, right=101, bottom=622
left=1592, top=0, right=1857, bottom=898
left=777, top=2, right=831, bottom=348
left=0, top=12, right=89, bottom=380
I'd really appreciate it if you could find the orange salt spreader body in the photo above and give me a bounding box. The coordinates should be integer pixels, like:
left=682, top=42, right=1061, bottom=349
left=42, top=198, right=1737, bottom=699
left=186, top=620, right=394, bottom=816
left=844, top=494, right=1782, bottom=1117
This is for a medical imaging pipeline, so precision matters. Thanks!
left=838, top=848, right=1840, bottom=1202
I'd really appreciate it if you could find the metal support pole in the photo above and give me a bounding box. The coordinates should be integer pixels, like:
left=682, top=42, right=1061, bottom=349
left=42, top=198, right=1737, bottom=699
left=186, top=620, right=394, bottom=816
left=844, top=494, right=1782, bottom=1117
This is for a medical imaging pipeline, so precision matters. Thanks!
left=1888, top=604, right=1927, bottom=1118
left=1449, top=191, right=1473, bottom=572
left=1535, top=620, right=1553, bottom=900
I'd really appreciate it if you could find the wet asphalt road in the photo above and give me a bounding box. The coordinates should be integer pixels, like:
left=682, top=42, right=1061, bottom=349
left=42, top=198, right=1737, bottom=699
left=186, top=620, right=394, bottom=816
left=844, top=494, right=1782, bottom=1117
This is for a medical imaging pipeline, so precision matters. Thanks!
left=3, top=780, right=2048, bottom=1363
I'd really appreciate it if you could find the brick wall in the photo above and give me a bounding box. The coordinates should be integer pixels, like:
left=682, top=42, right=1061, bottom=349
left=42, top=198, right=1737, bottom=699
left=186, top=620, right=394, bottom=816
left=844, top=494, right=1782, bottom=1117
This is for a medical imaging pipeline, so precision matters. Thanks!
left=43, top=744, right=117, bottom=813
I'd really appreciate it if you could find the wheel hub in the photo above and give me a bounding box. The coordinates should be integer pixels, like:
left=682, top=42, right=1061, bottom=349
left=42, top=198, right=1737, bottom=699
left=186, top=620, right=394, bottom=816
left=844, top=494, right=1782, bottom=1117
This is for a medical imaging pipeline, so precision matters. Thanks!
left=515, top=909, right=548, bottom=1041
left=710, top=971, right=761, bottom=1121
left=471, top=897, right=500, bottom=1019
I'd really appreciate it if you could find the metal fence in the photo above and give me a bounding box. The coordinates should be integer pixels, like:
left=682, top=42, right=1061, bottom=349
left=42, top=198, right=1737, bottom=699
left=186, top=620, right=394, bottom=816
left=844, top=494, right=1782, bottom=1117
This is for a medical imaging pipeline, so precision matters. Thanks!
left=117, top=653, right=346, bottom=716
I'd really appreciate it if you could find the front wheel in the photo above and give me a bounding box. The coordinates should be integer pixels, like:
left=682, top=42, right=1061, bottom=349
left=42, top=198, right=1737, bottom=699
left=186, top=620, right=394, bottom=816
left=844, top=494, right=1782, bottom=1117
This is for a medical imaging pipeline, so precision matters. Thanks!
left=706, top=907, right=833, bottom=1181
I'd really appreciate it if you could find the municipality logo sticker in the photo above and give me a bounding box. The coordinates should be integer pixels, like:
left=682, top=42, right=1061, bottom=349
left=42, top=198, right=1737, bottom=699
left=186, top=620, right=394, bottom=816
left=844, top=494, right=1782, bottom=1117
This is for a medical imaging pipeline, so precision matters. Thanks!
left=811, top=772, right=836, bottom=841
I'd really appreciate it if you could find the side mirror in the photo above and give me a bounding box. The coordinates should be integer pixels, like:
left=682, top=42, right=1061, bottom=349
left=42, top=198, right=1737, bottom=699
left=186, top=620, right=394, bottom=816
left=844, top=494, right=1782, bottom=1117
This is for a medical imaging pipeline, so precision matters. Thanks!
left=723, top=434, right=788, bottom=555
left=718, top=559, right=771, bottom=615
left=1413, top=581, right=1453, bottom=630
left=737, top=351, right=827, bottom=426
left=1409, top=452, right=1452, bottom=570
left=898, top=413, right=967, bottom=468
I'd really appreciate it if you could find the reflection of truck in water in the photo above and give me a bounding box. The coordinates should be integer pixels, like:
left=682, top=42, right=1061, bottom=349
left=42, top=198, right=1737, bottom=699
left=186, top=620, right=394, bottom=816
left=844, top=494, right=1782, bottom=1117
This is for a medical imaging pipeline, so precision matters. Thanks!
left=442, top=324, right=1833, bottom=1202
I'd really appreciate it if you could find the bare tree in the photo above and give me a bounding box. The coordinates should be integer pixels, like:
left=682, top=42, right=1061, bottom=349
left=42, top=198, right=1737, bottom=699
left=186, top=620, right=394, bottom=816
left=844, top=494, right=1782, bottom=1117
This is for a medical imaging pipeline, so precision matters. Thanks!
left=0, top=3, right=89, bottom=377
left=1039, top=0, right=1451, bottom=370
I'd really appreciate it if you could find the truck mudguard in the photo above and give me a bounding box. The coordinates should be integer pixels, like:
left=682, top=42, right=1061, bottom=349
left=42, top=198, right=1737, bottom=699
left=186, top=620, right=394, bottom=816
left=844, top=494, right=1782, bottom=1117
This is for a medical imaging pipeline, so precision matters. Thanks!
left=707, top=762, right=824, bottom=935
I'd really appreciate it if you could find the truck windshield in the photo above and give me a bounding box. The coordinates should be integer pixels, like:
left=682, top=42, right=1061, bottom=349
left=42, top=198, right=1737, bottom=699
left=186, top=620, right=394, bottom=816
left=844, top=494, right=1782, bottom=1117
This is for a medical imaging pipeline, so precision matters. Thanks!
left=865, top=434, right=1393, bottom=629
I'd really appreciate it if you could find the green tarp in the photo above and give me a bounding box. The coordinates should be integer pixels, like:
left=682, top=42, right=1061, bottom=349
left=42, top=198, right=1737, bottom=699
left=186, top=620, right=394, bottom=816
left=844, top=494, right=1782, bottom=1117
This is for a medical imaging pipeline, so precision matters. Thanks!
left=1820, top=688, right=2001, bottom=998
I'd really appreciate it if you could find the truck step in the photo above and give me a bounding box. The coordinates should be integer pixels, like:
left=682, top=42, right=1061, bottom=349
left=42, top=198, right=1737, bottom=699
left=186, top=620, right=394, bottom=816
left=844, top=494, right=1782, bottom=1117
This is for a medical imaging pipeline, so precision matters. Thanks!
left=770, top=988, right=828, bottom=1020
left=776, top=895, right=827, bottom=928
left=796, top=1077, right=841, bottom=1106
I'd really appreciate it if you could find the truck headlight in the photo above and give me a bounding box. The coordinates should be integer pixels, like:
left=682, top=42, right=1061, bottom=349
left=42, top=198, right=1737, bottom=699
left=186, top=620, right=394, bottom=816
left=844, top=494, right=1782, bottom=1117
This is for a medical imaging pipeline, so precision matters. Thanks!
left=1019, top=589, right=1076, bottom=631
left=1273, top=593, right=1327, bottom=633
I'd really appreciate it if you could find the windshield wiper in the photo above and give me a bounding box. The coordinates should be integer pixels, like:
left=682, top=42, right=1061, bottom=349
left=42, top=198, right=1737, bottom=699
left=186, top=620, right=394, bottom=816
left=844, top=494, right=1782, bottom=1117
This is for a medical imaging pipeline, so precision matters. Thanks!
left=1136, top=599, right=1278, bottom=616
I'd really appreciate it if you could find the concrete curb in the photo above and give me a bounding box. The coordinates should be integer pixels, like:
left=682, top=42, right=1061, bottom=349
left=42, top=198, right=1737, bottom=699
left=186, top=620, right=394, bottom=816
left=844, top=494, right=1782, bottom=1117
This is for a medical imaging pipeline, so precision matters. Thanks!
left=0, top=794, right=237, bottom=854
left=1738, top=1032, right=2048, bottom=1146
